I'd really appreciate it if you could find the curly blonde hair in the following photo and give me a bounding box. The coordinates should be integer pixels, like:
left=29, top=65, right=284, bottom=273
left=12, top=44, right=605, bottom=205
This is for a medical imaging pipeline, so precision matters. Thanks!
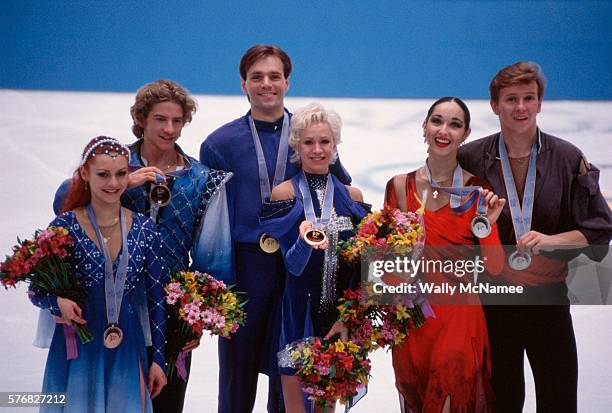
left=130, top=79, right=197, bottom=138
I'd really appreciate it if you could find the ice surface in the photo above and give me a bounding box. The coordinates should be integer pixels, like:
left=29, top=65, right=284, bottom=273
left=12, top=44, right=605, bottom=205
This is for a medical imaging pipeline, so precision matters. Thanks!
left=1, top=90, right=610, bottom=412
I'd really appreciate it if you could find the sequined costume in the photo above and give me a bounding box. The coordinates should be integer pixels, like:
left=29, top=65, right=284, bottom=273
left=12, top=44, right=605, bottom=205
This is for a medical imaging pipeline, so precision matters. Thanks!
left=260, top=173, right=369, bottom=376
left=30, top=211, right=166, bottom=413
left=200, top=112, right=352, bottom=413
left=51, top=141, right=232, bottom=413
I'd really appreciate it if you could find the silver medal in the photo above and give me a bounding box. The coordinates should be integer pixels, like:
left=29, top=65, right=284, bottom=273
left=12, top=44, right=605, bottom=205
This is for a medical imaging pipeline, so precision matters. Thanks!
left=471, top=214, right=492, bottom=238
left=508, top=250, right=532, bottom=271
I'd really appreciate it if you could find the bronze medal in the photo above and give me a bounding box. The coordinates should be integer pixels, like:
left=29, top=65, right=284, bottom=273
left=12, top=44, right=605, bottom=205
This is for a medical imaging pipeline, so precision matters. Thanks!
left=103, top=323, right=123, bottom=349
left=304, top=229, right=327, bottom=247
left=259, top=233, right=280, bottom=253
left=149, top=183, right=171, bottom=207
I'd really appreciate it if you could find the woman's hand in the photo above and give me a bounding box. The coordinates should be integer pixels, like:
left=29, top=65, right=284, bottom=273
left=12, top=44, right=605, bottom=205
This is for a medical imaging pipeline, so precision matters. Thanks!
left=148, top=362, right=168, bottom=399
left=128, top=167, right=165, bottom=189
left=482, top=189, right=506, bottom=225
left=56, top=297, right=86, bottom=325
left=182, top=335, right=202, bottom=352
left=299, top=221, right=328, bottom=250
left=324, top=321, right=348, bottom=341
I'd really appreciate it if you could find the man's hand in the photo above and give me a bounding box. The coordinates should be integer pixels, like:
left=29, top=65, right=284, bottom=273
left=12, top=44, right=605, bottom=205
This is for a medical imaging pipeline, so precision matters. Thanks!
left=128, top=166, right=165, bottom=189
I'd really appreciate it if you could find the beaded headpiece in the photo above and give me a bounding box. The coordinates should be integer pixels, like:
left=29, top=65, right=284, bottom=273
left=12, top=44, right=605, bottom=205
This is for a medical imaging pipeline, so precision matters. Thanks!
left=79, top=136, right=130, bottom=166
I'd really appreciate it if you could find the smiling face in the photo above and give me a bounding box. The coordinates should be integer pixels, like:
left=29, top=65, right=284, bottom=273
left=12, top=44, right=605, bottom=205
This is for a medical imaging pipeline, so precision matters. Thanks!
left=139, top=101, right=184, bottom=154
left=422, top=101, right=470, bottom=157
left=80, top=154, right=129, bottom=206
left=241, top=55, right=289, bottom=121
left=491, top=81, right=541, bottom=139
left=298, top=121, right=336, bottom=174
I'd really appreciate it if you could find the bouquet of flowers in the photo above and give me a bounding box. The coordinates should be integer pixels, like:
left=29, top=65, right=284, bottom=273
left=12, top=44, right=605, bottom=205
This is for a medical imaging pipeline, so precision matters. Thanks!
left=336, top=288, right=431, bottom=353
left=0, top=226, right=93, bottom=346
left=337, top=206, right=425, bottom=264
left=336, top=207, right=430, bottom=348
left=278, top=337, right=371, bottom=409
left=164, top=270, right=247, bottom=380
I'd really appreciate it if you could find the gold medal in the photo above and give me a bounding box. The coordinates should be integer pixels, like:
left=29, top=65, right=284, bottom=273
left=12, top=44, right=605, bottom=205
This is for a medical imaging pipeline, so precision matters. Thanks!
left=103, top=323, right=123, bottom=349
left=259, top=233, right=280, bottom=253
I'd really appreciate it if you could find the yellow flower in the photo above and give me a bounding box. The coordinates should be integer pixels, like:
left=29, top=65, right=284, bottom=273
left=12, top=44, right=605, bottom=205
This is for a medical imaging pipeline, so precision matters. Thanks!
left=222, top=292, right=237, bottom=308
left=346, top=341, right=360, bottom=354
left=396, top=304, right=410, bottom=321
left=334, top=340, right=346, bottom=353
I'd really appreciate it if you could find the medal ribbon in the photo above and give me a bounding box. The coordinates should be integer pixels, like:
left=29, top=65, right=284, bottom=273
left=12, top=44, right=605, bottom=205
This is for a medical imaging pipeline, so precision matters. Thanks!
left=86, top=205, right=129, bottom=327
left=149, top=173, right=166, bottom=221
left=249, top=111, right=290, bottom=205
left=298, top=172, right=334, bottom=229
left=498, top=130, right=538, bottom=240
left=424, top=161, right=487, bottom=215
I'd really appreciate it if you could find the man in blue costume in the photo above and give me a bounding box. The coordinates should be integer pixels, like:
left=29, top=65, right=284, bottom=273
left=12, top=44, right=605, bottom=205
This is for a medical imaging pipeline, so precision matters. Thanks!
left=458, top=62, right=612, bottom=413
left=53, top=79, right=232, bottom=413
left=199, top=45, right=351, bottom=413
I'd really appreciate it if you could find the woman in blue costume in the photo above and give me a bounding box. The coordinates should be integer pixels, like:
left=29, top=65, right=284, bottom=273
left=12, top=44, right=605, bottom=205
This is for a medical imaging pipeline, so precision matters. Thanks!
left=52, top=80, right=232, bottom=413
left=31, top=136, right=167, bottom=412
left=260, top=104, right=370, bottom=413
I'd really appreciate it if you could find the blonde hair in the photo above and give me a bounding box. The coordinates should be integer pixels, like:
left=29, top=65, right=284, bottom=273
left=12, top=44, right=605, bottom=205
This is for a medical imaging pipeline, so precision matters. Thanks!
left=289, top=103, right=342, bottom=165
left=130, top=79, right=197, bottom=138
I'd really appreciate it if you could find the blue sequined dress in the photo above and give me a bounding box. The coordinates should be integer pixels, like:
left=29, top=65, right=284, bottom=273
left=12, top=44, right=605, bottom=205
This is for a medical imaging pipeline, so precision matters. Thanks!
left=30, top=211, right=167, bottom=413
left=260, top=173, right=370, bottom=375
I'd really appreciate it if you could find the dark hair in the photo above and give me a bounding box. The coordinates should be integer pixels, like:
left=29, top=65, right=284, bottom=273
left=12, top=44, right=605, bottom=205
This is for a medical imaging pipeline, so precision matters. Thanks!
left=489, top=61, right=546, bottom=103
left=239, top=44, right=292, bottom=80
left=61, top=136, right=129, bottom=213
left=425, top=96, right=471, bottom=130
left=130, top=79, right=197, bottom=138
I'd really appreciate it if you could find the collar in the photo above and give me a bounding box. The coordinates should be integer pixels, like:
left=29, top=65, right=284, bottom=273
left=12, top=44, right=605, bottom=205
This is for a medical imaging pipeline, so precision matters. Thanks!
left=247, top=109, right=287, bottom=132
left=128, top=140, right=192, bottom=170
left=488, top=128, right=545, bottom=162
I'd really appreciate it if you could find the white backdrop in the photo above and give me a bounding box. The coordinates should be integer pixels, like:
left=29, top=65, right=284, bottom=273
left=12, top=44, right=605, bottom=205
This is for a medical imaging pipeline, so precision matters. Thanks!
left=1, top=90, right=611, bottom=412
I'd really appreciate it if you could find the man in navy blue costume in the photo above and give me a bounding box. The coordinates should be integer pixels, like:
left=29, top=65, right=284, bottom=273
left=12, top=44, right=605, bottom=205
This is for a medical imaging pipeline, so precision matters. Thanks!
left=200, top=45, right=352, bottom=413
left=458, top=61, right=612, bottom=413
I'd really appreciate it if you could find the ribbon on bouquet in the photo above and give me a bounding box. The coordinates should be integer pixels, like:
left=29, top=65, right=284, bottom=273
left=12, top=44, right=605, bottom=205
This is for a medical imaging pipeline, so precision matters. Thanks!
left=176, top=350, right=189, bottom=382
left=63, top=324, right=78, bottom=360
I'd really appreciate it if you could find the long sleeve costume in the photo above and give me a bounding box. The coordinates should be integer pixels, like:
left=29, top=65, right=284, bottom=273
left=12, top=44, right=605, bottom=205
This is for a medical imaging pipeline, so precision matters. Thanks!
left=458, top=131, right=612, bottom=412
left=31, top=212, right=166, bottom=413
left=260, top=173, right=369, bottom=377
left=200, top=111, right=352, bottom=413
left=51, top=141, right=232, bottom=413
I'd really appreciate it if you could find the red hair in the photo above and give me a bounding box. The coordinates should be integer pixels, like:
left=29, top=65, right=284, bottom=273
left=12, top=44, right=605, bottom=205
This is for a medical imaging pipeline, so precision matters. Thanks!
left=60, top=136, right=129, bottom=213
left=60, top=171, right=91, bottom=213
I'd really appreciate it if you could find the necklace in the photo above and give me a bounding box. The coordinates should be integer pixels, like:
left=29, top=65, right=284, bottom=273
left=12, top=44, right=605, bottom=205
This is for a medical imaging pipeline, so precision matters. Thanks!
left=429, top=176, right=452, bottom=199
left=100, top=222, right=119, bottom=244
left=97, top=216, right=120, bottom=243
left=509, top=155, right=530, bottom=164
left=97, top=217, right=119, bottom=228
left=161, top=152, right=182, bottom=173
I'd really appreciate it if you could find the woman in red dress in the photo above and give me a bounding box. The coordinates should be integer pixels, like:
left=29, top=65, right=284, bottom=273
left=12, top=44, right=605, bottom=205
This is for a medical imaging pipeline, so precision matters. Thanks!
left=384, top=97, right=506, bottom=413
